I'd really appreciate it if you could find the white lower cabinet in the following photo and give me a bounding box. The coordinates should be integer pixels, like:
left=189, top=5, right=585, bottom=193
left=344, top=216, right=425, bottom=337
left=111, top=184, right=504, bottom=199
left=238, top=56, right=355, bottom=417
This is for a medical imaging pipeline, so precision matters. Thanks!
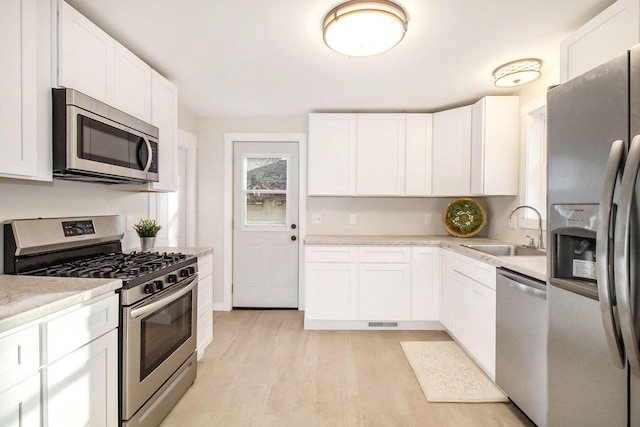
left=410, top=247, right=440, bottom=321
left=304, top=245, right=439, bottom=329
left=0, top=292, right=119, bottom=427
left=197, top=254, right=214, bottom=359
left=45, top=329, right=118, bottom=427
left=0, top=372, right=41, bottom=427
left=359, top=263, right=411, bottom=320
left=305, top=262, right=358, bottom=320
left=442, top=249, right=497, bottom=378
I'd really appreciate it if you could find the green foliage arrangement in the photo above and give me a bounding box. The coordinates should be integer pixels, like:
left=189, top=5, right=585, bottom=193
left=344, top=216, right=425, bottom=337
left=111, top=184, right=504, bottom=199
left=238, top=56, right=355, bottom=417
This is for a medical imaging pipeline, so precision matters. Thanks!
left=133, top=219, right=162, bottom=237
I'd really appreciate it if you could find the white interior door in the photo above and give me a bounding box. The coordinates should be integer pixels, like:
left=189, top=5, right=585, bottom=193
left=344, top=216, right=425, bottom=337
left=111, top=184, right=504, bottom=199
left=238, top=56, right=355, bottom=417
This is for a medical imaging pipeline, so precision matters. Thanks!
left=233, top=142, right=299, bottom=308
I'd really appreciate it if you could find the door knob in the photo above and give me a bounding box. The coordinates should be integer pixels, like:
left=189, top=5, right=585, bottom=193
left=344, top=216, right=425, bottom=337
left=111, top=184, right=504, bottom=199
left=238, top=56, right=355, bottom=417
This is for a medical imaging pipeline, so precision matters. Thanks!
left=291, top=236, right=297, bottom=241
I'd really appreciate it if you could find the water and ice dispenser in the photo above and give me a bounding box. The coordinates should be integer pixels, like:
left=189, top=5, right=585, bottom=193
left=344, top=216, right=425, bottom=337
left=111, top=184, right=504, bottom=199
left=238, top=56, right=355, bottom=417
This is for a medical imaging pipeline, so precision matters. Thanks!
left=549, top=204, right=599, bottom=299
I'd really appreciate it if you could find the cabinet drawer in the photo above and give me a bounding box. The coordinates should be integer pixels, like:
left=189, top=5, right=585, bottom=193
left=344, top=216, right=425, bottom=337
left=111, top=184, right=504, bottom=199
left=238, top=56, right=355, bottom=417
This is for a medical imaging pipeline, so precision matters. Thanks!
left=473, top=262, right=496, bottom=290
left=198, top=254, right=213, bottom=278
left=45, top=293, right=119, bottom=364
left=305, top=246, right=358, bottom=263
left=452, top=253, right=474, bottom=277
left=359, top=247, right=410, bottom=263
left=0, top=324, right=40, bottom=393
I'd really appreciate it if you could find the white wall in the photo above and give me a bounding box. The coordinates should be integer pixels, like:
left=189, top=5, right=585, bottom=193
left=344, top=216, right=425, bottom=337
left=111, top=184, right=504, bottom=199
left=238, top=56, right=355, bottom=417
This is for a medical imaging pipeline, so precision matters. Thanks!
left=0, top=178, right=150, bottom=273
left=196, top=117, right=307, bottom=309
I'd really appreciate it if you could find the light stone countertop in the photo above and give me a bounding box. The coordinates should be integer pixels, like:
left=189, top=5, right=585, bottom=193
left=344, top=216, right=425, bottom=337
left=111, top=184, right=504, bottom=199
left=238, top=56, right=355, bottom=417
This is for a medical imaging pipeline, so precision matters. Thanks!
left=304, top=235, right=548, bottom=282
left=129, top=246, right=214, bottom=258
left=0, top=275, right=122, bottom=334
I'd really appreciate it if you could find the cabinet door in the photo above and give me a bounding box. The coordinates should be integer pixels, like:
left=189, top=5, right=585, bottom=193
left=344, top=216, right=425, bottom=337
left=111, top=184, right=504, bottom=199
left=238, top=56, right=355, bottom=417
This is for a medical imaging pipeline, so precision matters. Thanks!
left=411, top=247, right=439, bottom=320
left=356, top=114, right=406, bottom=195
left=359, top=263, right=411, bottom=320
left=113, top=42, right=151, bottom=122
left=308, top=114, right=356, bottom=196
left=474, top=282, right=496, bottom=378
left=561, top=0, right=640, bottom=82
left=0, top=0, right=38, bottom=177
left=46, top=329, right=118, bottom=427
left=197, top=309, right=213, bottom=360
left=58, top=1, right=113, bottom=102
left=440, top=250, right=455, bottom=332
left=405, top=114, right=433, bottom=196
left=471, top=97, right=519, bottom=196
left=453, top=271, right=475, bottom=350
left=432, top=106, right=472, bottom=196
left=0, top=373, right=40, bottom=427
left=305, top=263, right=357, bottom=320
left=150, top=70, right=178, bottom=192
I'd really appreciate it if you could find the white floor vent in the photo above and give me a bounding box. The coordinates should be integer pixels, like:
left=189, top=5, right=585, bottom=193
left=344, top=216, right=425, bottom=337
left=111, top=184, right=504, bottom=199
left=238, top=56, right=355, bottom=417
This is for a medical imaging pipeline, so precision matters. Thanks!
left=368, top=322, right=398, bottom=328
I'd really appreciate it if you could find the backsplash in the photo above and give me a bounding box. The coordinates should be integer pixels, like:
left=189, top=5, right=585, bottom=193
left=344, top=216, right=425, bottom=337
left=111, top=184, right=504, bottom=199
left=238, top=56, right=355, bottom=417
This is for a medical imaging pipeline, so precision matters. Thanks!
left=0, top=178, right=149, bottom=273
left=306, top=196, right=542, bottom=247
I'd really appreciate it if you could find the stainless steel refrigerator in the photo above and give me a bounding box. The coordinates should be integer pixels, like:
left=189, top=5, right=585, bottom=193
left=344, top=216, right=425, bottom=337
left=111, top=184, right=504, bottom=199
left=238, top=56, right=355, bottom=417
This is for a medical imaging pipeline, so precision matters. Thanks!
left=547, top=45, right=640, bottom=426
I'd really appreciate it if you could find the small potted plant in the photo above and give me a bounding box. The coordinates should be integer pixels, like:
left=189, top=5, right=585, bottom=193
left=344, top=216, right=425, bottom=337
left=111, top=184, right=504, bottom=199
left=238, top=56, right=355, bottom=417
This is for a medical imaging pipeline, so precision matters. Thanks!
left=134, top=219, right=162, bottom=251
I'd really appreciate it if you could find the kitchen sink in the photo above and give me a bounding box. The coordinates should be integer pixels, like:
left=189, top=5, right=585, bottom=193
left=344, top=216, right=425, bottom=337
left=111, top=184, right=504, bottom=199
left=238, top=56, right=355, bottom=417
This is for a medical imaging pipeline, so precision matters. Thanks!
left=462, top=244, right=546, bottom=257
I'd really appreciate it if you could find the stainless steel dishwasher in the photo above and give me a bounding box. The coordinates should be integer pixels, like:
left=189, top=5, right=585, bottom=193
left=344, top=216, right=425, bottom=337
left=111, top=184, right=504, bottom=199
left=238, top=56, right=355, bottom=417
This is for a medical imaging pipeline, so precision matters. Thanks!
left=496, top=268, right=547, bottom=427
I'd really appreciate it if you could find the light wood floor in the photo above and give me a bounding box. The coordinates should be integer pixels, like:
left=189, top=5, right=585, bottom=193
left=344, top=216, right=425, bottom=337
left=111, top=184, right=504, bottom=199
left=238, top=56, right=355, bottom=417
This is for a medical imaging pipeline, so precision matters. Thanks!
left=160, top=310, right=533, bottom=427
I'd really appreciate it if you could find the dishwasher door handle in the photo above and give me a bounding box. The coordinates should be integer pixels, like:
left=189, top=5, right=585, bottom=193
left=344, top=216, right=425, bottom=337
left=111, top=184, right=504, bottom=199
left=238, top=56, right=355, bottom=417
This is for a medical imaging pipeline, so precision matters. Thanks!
left=505, top=279, right=547, bottom=299
left=499, top=270, right=547, bottom=299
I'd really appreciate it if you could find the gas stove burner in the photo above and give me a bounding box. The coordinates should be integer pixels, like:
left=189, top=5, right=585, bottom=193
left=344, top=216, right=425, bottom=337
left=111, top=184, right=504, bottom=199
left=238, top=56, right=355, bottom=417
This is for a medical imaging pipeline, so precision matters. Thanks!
left=27, top=250, right=194, bottom=285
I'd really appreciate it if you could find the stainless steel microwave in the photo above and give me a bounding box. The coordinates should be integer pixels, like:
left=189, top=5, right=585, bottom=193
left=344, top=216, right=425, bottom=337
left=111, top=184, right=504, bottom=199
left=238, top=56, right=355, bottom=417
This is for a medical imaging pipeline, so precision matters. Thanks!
left=52, top=88, right=159, bottom=184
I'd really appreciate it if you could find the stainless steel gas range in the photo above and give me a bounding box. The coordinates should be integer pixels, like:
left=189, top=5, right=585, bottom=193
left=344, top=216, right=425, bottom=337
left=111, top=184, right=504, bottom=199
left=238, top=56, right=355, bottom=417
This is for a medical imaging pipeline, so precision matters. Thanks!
left=4, top=215, right=198, bottom=427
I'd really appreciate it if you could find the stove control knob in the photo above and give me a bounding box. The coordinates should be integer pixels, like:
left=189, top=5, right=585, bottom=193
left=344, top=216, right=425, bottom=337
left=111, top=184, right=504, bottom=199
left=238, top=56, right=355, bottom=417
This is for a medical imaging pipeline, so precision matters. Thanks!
left=144, top=283, right=155, bottom=294
left=188, top=266, right=196, bottom=275
left=168, top=274, right=177, bottom=283
left=154, top=280, right=164, bottom=291
left=180, top=269, right=189, bottom=277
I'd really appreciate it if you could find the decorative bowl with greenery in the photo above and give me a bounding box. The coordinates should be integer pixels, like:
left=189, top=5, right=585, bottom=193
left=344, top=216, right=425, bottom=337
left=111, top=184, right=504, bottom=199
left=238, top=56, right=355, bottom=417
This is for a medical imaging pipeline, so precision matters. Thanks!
left=133, top=219, right=162, bottom=237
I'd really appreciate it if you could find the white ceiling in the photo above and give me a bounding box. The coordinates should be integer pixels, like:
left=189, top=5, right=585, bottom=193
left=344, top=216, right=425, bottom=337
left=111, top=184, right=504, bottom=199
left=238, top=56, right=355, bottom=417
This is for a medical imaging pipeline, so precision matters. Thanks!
left=66, top=0, right=615, bottom=117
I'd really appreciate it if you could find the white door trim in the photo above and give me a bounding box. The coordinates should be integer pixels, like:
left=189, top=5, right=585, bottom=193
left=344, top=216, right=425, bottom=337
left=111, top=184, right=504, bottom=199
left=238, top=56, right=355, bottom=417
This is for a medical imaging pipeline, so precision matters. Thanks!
left=178, top=129, right=198, bottom=246
left=221, top=132, right=307, bottom=312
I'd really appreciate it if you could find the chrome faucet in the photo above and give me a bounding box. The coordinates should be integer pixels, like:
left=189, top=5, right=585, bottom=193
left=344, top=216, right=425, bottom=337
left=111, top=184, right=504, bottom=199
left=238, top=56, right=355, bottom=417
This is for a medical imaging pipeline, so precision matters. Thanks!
left=509, top=205, right=545, bottom=250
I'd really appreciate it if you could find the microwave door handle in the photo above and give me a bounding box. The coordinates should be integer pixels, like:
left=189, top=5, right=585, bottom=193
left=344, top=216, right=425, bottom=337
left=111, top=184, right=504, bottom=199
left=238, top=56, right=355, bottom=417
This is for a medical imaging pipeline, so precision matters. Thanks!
left=597, top=139, right=626, bottom=369
left=614, top=134, right=640, bottom=377
left=142, top=137, right=153, bottom=173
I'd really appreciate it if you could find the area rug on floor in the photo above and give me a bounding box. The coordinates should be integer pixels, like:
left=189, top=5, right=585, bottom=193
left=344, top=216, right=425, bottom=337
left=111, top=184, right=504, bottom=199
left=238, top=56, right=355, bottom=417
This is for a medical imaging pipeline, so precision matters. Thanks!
left=400, top=341, right=508, bottom=403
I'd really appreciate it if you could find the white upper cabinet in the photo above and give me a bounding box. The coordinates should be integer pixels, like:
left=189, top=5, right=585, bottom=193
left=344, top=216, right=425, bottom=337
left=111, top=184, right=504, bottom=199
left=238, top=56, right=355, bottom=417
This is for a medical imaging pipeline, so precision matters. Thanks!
left=58, top=1, right=114, bottom=103
left=113, top=42, right=152, bottom=122
left=432, top=105, right=472, bottom=196
left=0, top=0, right=40, bottom=179
left=148, top=71, right=179, bottom=192
left=308, top=113, right=432, bottom=197
left=308, top=114, right=357, bottom=196
left=405, top=114, right=433, bottom=196
left=470, top=96, right=519, bottom=196
left=356, top=114, right=406, bottom=196
left=560, top=0, right=640, bottom=82
left=58, top=2, right=153, bottom=124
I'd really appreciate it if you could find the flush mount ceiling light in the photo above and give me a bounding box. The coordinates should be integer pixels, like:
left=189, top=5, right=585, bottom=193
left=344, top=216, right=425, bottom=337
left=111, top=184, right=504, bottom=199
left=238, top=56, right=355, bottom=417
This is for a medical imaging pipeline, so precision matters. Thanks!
left=493, top=58, right=543, bottom=87
left=323, top=0, right=408, bottom=57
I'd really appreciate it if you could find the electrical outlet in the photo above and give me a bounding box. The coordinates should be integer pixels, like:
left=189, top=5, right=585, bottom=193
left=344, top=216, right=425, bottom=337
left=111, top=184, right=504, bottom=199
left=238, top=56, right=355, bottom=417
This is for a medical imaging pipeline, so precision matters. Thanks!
left=424, top=214, right=432, bottom=225
left=312, top=214, right=322, bottom=224
left=349, top=214, right=357, bottom=225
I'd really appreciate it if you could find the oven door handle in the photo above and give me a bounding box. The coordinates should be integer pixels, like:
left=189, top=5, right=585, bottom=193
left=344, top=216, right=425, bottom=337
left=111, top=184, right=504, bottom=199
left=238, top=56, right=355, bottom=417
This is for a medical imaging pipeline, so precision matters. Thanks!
left=131, top=276, right=198, bottom=319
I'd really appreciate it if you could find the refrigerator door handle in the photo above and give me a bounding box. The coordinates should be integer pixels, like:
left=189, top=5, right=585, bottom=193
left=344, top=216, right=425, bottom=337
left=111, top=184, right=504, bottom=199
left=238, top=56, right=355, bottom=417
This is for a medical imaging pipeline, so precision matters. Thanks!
left=597, top=139, right=626, bottom=369
left=614, top=134, right=640, bottom=377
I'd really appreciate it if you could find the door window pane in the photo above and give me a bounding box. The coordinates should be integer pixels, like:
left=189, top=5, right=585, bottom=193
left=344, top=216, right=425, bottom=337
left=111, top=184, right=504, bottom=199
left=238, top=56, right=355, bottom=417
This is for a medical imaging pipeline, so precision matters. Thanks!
left=246, top=193, right=286, bottom=225
left=246, top=158, right=287, bottom=190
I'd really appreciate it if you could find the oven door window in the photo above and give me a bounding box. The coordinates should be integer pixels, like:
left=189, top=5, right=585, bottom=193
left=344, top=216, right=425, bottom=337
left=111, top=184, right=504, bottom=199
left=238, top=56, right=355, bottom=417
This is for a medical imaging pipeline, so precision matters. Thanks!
left=140, top=291, right=193, bottom=380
